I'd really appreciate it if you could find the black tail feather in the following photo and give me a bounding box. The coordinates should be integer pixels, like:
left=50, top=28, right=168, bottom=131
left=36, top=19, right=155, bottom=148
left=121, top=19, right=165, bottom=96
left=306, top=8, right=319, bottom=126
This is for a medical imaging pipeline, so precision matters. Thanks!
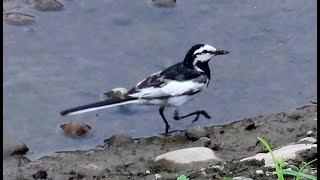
left=60, top=97, right=137, bottom=116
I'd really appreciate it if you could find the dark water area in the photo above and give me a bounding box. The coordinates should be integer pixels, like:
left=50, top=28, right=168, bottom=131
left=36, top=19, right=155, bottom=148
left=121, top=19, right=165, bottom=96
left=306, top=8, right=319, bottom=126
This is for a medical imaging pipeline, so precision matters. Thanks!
left=3, top=0, right=316, bottom=160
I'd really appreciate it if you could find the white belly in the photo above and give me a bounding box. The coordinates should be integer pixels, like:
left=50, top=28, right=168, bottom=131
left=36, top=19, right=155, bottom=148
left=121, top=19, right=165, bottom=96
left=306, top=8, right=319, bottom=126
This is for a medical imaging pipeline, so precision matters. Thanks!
left=142, top=94, right=198, bottom=107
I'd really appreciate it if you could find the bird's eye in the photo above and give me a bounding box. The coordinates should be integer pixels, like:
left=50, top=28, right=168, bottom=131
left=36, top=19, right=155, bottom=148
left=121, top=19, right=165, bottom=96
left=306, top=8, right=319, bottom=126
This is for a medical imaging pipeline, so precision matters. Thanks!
left=203, top=50, right=208, bottom=53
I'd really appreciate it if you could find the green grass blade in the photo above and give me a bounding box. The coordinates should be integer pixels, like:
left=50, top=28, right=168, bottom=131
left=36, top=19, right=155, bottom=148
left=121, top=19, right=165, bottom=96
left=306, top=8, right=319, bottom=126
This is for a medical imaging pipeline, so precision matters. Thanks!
left=177, top=175, right=188, bottom=180
left=257, top=137, right=284, bottom=180
left=296, top=159, right=317, bottom=180
left=279, top=169, right=317, bottom=180
left=299, top=158, right=317, bottom=172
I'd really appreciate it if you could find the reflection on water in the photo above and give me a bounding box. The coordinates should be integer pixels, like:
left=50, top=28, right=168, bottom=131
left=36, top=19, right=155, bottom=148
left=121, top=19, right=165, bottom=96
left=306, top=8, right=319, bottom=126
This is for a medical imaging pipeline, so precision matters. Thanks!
left=3, top=0, right=316, bottom=160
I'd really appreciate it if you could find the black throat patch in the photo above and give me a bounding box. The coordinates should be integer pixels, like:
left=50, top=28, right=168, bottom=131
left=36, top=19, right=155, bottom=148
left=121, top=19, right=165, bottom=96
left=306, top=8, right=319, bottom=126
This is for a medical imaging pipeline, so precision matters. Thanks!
left=195, top=61, right=211, bottom=80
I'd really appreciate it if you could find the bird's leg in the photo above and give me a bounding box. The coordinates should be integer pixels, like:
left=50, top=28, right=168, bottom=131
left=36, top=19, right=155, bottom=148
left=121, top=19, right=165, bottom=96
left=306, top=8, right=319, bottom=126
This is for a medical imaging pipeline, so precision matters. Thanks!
left=159, top=106, right=170, bottom=133
left=174, top=109, right=211, bottom=123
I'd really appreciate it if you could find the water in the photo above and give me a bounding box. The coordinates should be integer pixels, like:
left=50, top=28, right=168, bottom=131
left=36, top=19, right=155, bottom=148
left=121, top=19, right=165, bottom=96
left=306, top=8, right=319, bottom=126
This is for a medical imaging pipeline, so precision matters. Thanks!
left=3, top=0, right=317, bottom=160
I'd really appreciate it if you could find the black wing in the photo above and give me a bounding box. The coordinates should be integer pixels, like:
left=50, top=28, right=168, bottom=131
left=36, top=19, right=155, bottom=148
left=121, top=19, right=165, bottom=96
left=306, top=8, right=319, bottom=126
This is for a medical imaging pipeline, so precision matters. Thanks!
left=126, top=62, right=207, bottom=96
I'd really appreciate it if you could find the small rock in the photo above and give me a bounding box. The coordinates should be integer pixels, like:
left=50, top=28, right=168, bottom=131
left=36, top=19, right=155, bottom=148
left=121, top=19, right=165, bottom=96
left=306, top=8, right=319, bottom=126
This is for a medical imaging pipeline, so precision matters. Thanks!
left=3, top=138, right=29, bottom=157
left=60, top=121, right=91, bottom=137
left=240, top=144, right=317, bottom=167
left=211, top=142, right=225, bottom=151
left=297, top=137, right=317, bottom=144
left=244, top=123, right=256, bottom=131
left=103, top=87, right=128, bottom=99
left=145, top=170, right=151, bottom=174
left=106, top=134, right=133, bottom=147
left=255, top=169, right=264, bottom=175
left=78, top=163, right=100, bottom=177
left=306, top=131, right=314, bottom=137
left=154, top=147, right=221, bottom=164
left=185, top=125, right=208, bottom=140
left=10, top=143, right=29, bottom=156
left=103, top=87, right=129, bottom=112
left=193, top=137, right=211, bottom=147
left=155, top=174, right=161, bottom=179
left=239, top=158, right=264, bottom=166
left=32, top=0, right=64, bottom=11
left=232, top=177, right=253, bottom=180
left=4, top=12, right=35, bottom=26
left=32, top=170, right=47, bottom=179
left=83, top=163, right=101, bottom=171
left=152, top=0, right=176, bottom=7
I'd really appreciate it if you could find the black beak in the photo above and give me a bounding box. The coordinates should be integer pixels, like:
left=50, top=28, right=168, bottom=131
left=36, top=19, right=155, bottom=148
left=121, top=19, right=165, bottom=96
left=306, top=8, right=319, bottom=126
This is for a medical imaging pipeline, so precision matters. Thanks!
left=213, top=50, right=229, bottom=55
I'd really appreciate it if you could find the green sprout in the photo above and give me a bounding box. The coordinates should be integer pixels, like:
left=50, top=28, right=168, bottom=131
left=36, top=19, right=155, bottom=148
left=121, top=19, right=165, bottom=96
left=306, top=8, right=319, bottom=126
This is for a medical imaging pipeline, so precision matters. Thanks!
left=257, top=137, right=317, bottom=180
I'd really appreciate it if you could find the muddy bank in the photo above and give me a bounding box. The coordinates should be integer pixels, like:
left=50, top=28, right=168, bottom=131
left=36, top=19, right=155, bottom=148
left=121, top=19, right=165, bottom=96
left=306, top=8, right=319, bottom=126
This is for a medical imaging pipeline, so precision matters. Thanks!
left=3, top=104, right=317, bottom=180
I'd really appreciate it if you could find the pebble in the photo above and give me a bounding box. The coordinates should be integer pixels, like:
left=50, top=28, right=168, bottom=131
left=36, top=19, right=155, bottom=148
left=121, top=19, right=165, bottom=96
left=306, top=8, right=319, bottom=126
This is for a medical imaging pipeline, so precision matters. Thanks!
left=193, top=137, right=211, bottom=147
left=103, top=87, right=129, bottom=112
left=32, top=170, right=48, bottom=179
left=297, top=137, right=317, bottom=144
left=83, top=163, right=101, bottom=171
left=32, top=0, right=64, bottom=11
left=255, top=169, right=264, bottom=175
left=4, top=12, right=35, bottom=26
left=3, top=138, right=29, bottom=157
left=103, top=87, right=128, bottom=99
left=240, top=144, right=317, bottom=167
left=60, top=121, right=91, bottom=137
left=152, top=0, right=176, bottom=7
left=106, top=134, right=133, bottom=147
left=185, top=125, right=208, bottom=140
left=155, top=174, right=161, bottom=179
left=232, top=177, right=253, bottom=180
left=306, top=131, right=314, bottom=137
left=154, top=147, right=221, bottom=164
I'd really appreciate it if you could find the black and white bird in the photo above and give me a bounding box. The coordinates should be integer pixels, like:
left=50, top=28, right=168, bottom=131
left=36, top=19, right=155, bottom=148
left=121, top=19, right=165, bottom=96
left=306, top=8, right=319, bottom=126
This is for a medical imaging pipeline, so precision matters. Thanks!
left=61, top=44, right=229, bottom=133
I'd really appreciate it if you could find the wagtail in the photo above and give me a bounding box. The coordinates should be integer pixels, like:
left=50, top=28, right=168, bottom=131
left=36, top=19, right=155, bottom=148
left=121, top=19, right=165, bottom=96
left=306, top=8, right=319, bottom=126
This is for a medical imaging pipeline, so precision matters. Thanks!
left=61, top=44, right=229, bottom=133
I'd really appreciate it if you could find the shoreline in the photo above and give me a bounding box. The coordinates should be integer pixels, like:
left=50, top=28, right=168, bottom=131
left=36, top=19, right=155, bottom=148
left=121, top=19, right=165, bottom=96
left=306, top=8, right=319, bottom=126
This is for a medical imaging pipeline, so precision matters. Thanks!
left=3, top=104, right=317, bottom=179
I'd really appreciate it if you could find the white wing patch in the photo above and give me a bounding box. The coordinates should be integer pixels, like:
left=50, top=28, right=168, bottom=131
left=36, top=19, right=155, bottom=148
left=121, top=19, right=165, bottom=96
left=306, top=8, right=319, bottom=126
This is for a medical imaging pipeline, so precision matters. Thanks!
left=129, top=80, right=206, bottom=98
left=161, top=81, right=205, bottom=96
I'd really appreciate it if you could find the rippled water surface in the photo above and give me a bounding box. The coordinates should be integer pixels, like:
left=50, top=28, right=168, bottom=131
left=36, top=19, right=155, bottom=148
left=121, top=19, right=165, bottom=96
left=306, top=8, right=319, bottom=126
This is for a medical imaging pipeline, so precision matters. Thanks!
left=4, top=0, right=317, bottom=160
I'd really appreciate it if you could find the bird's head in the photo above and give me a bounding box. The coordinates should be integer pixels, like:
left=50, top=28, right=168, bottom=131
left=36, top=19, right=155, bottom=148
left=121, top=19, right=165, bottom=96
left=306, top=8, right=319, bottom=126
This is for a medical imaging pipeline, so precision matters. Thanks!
left=183, top=44, right=229, bottom=71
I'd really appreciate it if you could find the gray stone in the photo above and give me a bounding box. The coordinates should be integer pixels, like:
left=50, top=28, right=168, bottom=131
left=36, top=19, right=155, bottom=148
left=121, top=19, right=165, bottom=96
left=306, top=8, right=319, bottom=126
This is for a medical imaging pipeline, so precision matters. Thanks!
left=3, top=138, right=29, bottom=158
left=103, top=88, right=128, bottom=99
left=232, top=177, right=253, bottom=180
left=32, top=0, right=64, bottom=11
left=106, top=134, right=133, bottom=147
left=60, top=121, right=91, bottom=137
left=152, top=0, right=176, bottom=7
left=185, top=125, right=208, bottom=140
left=297, top=137, right=317, bottom=144
left=193, top=137, right=211, bottom=147
left=240, top=144, right=317, bottom=167
left=4, top=12, right=35, bottom=26
left=306, top=131, right=314, bottom=137
left=32, top=170, right=48, bottom=179
left=154, top=147, right=221, bottom=164
left=103, top=87, right=129, bottom=112
left=255, top=169, right=264, bottom=175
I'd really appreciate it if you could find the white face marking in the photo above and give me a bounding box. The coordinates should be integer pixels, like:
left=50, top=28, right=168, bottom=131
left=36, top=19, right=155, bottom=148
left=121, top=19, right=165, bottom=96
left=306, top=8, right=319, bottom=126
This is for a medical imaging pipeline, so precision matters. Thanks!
left=192, top=44, right=217, bottom=68
left=193, top=44, right=216, bottom=56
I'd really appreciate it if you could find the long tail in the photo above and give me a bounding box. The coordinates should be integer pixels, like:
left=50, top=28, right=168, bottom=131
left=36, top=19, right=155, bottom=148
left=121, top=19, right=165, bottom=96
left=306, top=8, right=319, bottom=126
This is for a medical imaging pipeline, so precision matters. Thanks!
left=60, top=97, right=139, bottom=116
